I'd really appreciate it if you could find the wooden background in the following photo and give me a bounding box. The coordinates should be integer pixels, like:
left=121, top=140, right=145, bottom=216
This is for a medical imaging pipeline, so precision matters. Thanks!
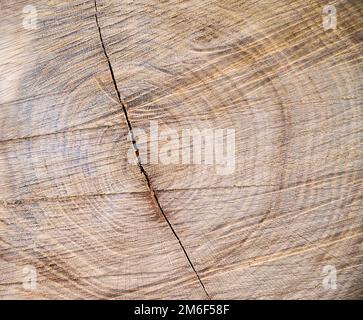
left=0, top=0, right=362, bottom=299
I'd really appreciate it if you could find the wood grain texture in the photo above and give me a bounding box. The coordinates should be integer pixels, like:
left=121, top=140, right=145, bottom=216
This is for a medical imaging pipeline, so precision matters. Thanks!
left=0, top=0, right=362, bottom=299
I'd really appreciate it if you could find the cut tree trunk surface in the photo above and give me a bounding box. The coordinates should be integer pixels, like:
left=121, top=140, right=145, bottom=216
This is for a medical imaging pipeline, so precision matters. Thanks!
left=0, top=0, right=362, bottom=299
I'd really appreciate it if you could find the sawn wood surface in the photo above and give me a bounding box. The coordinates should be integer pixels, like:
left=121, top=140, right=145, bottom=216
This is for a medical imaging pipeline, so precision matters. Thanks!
left=0, top=0, right=362, bottom=299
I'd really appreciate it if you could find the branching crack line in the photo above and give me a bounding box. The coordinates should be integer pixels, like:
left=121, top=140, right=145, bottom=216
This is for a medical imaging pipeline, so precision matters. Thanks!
left=94, top=0, right=210, bottom=299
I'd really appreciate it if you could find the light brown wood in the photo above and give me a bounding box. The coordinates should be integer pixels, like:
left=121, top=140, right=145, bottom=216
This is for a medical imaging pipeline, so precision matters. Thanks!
left=0, top=0, right=362, bottom=299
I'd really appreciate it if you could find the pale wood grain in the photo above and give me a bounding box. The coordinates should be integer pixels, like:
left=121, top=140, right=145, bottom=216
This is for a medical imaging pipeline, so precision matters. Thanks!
left=0, top=0, right=362, bottom=299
